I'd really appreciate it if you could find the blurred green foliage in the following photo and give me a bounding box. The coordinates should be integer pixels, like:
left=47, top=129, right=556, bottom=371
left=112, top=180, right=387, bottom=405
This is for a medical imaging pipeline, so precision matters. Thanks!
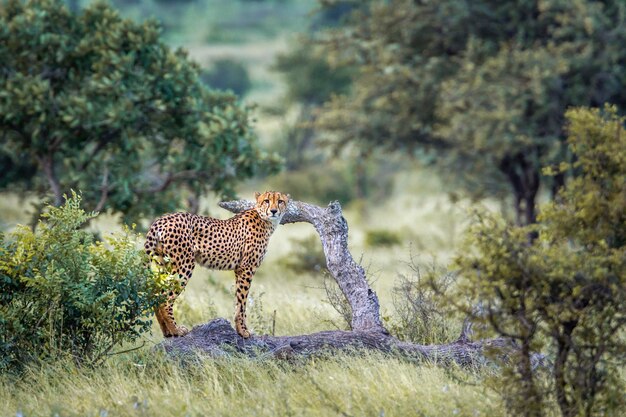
left=272, top=40, right=353, bottom=177
left=314, top=0, right=626, bottom=225
left=152, top=0, right=196, bottom=5
left=201, top=0, right=315, bottom=44
left=0, top=0, right=280, bottom=223
left=274, top=42, right=352, bottom=106
left=279, top=235, right=327, bottom=275
left=450, top=107, right=626, bottom=417
left=0, top=193, right=160, bottom=372
left=269, top=162, right=357, bottom=204
left=364, top=229, right=401, bottom=248
left=310, top=0, right=359, bottom=30
left=201, top=58, right=252, bottom=97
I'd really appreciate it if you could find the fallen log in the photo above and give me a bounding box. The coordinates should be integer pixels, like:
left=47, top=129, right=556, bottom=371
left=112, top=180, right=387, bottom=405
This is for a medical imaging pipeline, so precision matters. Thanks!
left=161, top=317, right=514, bottom=366
left=158, top=198, right=516, bottom=366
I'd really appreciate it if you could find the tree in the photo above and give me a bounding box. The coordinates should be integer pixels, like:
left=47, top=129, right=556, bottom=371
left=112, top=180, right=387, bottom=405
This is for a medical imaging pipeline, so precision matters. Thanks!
left=451, top=106, right=626, bottom=417
left=0, top=0, right=280, bottom=223
left=314, top=0, right=626, bottom=224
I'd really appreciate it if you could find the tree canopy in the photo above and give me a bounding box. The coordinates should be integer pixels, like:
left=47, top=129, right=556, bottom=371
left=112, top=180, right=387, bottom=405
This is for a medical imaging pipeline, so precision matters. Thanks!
left=314, top=0, right=626, bottom=224
left=0, top=0, right=280, bottom=223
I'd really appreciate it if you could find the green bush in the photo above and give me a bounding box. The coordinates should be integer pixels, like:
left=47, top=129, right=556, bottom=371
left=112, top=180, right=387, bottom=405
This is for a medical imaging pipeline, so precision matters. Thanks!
left=0, top=193, right=160, bottom=371
left=364, top=229, right=402, bottom=248
left=273, top=43, right=352, bottom=106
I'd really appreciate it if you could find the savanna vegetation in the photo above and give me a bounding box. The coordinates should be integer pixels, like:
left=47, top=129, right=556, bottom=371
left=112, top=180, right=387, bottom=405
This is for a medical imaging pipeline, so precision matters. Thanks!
left=1, top=1, right=625, bottom=416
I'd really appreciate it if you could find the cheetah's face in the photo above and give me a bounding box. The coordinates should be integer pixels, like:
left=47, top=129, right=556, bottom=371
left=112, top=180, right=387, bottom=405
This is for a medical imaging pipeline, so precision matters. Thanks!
left=254, top=191, right=289, bottom=224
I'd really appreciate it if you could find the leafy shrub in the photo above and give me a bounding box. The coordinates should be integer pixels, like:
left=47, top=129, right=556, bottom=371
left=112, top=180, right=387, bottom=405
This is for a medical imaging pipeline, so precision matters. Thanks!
left=0, top=194, right=160, bottom=371
left=279, top=235, right=327, bottom=275
left=365, top=229, right=402, bottom=248
left=273, top=43, right=352, bottom=106
left=201, top=59, right=252, bottom=97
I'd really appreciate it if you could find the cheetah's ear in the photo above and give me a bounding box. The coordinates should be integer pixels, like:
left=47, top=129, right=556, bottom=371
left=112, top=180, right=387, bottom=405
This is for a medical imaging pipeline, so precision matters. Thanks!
left=254, top=192, right=261, bottom=200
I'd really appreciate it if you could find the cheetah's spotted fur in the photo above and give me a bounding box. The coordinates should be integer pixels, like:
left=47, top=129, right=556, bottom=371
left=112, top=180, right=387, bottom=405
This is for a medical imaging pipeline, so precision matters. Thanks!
left=145, top=191, right=289, bottom=338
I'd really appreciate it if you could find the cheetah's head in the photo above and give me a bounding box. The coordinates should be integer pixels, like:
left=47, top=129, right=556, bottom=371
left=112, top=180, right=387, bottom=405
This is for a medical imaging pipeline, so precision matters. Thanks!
left=254, top=191, right=289, bottom=225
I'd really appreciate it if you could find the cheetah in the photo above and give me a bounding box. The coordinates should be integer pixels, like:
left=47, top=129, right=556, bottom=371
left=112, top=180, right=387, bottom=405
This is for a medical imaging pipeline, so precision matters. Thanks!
left=144, top=191, right=289, bottom=338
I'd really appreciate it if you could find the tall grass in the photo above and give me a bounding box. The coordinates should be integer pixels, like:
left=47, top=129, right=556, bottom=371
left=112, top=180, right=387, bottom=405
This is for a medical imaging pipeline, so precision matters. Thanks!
left=1, top=351, right=504, bottom=417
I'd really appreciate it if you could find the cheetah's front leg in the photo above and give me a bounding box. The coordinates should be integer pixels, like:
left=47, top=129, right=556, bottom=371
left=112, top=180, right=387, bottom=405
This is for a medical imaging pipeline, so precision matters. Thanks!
left=234, top=267, right=255, bottom=338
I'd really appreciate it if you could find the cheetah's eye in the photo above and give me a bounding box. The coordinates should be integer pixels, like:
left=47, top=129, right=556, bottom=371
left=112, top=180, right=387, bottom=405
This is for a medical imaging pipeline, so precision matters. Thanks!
left=278, top=200, right=284, bottom=204
left=264, top=199, right=270, bottom=204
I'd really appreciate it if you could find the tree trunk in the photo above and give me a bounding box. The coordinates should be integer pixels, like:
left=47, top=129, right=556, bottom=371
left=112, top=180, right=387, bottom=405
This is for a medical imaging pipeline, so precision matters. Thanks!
left=499, top=152, right=540, bottom=226
left=158, top=198, right=527, bottom=365
left=550, top=171, right=565, bottom=201
left=554, top=322, right=577, bottom=417
left=160, top=317, right=516, bottom=366
left=284, top=105, right=316, bottom=171
left=37, top=153, right=63, bottom=207
left=517, top=337, right=545, bottom=417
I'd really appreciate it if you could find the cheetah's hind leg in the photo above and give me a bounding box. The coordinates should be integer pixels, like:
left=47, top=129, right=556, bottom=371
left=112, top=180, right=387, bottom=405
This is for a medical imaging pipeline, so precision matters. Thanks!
left=150, top=252, right=193, bottom=338
left=156, top=302, right=189, bottom=337
left=157, top=269, right=193, bottom=337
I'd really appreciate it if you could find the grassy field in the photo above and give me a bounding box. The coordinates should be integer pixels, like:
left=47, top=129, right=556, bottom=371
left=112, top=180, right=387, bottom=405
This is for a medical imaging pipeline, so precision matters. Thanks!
left=1, top=351, right=504, bottom=417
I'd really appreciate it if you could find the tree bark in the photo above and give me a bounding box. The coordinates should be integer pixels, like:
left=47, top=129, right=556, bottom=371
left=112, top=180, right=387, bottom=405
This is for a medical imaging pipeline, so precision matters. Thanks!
left=37, top=153, right=63, bottom=206
left=499, top=152, right=540, bottom=226
left=158, top=198, right=523, bottom=366
left=93, top=166, right=109, bottom=213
